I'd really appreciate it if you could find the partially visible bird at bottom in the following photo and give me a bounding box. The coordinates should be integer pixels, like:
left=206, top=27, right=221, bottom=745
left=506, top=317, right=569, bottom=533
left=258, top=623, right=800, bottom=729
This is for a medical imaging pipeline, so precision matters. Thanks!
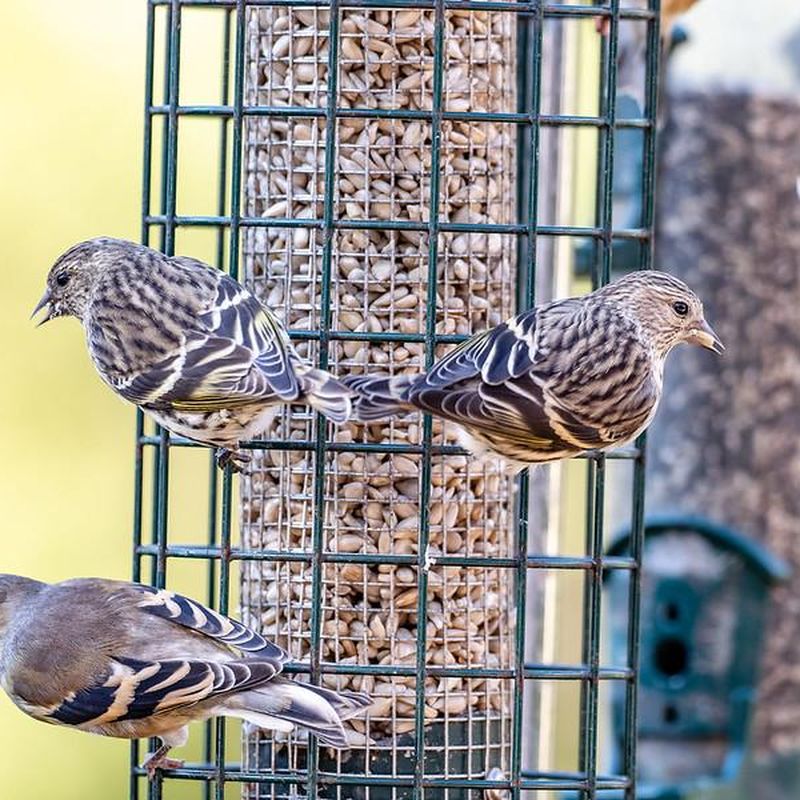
left=0, top=575, right=370, bottom=778
left=343, top=271, right=723, bottom=472
left=32, top=238, right=352, bottom=470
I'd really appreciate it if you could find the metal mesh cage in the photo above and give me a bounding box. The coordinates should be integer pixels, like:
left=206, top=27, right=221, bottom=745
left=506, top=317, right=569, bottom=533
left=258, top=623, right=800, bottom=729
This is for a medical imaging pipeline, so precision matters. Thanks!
left=240, top=5, right=518, bottom=796
left=132, top=1, right=661, bottom=799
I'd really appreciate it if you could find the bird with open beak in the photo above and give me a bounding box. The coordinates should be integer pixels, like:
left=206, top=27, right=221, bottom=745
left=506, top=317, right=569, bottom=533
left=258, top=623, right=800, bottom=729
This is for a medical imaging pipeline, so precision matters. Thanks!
left=32, top=237, right=353, bottom=470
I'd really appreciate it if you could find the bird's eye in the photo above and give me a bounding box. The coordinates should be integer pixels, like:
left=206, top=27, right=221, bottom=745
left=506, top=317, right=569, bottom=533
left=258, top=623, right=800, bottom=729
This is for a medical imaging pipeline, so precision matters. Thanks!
left=55, top=272, right=70, bottom=287
left=672, top=300, right=689, bottom=317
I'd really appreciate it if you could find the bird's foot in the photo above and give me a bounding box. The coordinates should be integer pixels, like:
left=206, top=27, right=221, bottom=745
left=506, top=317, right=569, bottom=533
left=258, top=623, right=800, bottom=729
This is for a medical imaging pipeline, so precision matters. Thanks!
left=143, top=746, right=184, bottom=780
left=594, top=15, right=610, bottom=36
left=214, top=448, right=251, bottom=472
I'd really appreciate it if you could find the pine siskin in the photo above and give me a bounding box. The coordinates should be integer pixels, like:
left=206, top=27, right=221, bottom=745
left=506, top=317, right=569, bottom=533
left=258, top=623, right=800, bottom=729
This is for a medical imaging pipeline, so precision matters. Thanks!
left=32, top=238, right=351, bottom=469
left=0, top=574, right=370, bottom=777
left=344, top=271, right=723, bottom=470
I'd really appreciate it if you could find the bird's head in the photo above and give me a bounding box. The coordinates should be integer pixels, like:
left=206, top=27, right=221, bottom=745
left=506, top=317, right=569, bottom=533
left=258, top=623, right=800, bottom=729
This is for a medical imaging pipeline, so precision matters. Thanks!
left=604, top=271, right=724, bottom=358
left=31, top=238, right=124, bottom=326
left=0, top=575, right=44, bottom=643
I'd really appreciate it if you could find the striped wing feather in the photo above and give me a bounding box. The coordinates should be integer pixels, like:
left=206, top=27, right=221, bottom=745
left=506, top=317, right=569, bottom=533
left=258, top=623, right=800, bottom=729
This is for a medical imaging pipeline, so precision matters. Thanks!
left=118, top=269, right=300, bottom=410
left=134, top=586, right=289, bottom=661
left=43, top=584, right=288, bottom=727
left=418, top=308, right=539, bottom=391
left=410, top=308, right=561, bottom=446
left=411, top=302, right=610, bottom=452
left=48, top=655, right=281, bottom=726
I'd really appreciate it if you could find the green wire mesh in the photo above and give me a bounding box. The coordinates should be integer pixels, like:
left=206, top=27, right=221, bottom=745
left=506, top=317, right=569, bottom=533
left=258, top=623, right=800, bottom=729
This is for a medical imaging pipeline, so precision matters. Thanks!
left=132, top=2, right=661, bottom=799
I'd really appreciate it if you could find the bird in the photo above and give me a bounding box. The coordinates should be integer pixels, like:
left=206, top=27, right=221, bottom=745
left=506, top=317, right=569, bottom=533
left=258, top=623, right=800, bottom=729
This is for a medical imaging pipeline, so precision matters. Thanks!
left=32, top=238, right=351, bottom=470
left=343, top=271, right=723, bottom=471
left=0, top=574, right=371, bottom=778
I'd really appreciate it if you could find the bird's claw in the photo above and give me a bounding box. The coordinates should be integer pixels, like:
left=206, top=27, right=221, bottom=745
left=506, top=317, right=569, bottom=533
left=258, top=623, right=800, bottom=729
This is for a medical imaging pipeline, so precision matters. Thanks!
left=594, top=15, right=610, bottom=36
left=143, top=748, right=184, bottom=780
left=214, top=448, right=251, bottom=472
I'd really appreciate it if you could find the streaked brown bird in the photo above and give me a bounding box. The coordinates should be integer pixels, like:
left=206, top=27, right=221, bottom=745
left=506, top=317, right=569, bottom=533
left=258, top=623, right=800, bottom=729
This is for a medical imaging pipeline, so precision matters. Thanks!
left=32, top=238, right=351, bottom=469
left=344, top=271, right=723, bottom=470
left=0, top=575, right=370, bottom=777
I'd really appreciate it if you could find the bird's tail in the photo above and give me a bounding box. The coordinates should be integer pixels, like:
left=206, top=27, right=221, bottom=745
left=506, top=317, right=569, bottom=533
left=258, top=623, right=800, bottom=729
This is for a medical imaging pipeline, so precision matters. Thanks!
left=340, top=374, right=417, bottom=421
left=228, top=678, right=371, bottom=748
left=299, top=368, right=353, bottom=424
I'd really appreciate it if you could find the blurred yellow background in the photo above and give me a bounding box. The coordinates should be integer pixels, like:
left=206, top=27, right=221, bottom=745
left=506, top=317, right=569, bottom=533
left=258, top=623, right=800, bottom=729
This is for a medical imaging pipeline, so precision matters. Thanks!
left=0, top=2, right=226, bottom=796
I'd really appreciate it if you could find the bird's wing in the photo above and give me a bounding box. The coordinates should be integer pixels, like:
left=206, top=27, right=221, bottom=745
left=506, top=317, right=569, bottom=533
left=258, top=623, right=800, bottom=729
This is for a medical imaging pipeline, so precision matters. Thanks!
left=133, top=585, right=289, bottom=662
left=420, top=307, right=541, bottom=391
left=117, top=266, right=301, bottom=410
left=411, top=299, right=611, bottom=452
left=4, top=579, right=290, bottom=729
left=414, top=379, right=611, bottom=453
left=43, top=654, right=282, bottom=726
left=412, top=378, right=562, bottom=450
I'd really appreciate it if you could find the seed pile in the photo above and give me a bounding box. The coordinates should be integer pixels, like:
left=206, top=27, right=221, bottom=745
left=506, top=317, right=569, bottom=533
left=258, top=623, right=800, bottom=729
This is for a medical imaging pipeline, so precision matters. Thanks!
left=240, top=4, right=517, bottom=787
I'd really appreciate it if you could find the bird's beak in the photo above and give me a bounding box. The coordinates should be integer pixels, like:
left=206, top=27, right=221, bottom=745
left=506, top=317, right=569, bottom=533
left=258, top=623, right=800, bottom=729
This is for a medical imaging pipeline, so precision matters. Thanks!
left=31, top=289, right=53, bottom=327
left=686, top=318, right=724, bottom=354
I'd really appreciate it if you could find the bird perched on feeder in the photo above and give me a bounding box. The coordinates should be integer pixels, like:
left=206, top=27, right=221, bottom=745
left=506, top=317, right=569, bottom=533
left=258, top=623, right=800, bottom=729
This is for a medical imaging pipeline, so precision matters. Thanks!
left=32, top=238, right=351, bottom=470
left=0, top=574, right=370, bottom=778
left=344, top=271, right=723, bottom=471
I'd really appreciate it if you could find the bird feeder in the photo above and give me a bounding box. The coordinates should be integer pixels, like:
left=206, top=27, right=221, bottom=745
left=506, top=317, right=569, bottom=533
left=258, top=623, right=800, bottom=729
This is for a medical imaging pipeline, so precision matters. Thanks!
left=133, top=1, right=665, bottom=798
left=604, top=516, right=790, bottom=799
left=239, top=4, right=518, bottom=796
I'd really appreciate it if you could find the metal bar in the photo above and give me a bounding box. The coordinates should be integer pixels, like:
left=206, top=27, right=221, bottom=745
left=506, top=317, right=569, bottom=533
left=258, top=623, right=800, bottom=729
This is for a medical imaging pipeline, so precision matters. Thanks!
left=133, top=544, right=639, bottom=573
left=412, top=0, right=445, bottom=794
left=152, top=0, right=182, bottom=590
left=144, top=212, right=652, bottom=239
left=148, top=0, right=655, bottom=19
left=130, top=767, right=632, bottom=792
left=132, top=5, right=157, bottom=798
left=148, top=103, right=652, bottom=129
left=146, top=5, right=180, bottom=799
left=578, top=2, right=620, bottom=796
left=135, top=434, right=642, bottom=461
left=300, top=0, right=345, bottom=795
left=511, top=2, right=544, bottom=795
left=274, top=663, right=636, bottom=680
left=213, top=469, right=235, bottom=799
left=621, top=0, right=662, bottom=796
left=201, top=10, right=234, bottom=786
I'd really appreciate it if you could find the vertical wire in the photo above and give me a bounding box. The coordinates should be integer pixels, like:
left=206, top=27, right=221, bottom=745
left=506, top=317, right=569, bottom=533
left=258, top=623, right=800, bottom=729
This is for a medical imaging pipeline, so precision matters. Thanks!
left=578, top=462, right=595, bottom=789
left=623, top=2, right=661, bottom=797
left=154, top=0, right=182, bottom=590
left=412, top=1, right=445, bottom=797
left=149, top=0, right=174, bottom=589
left=147, top=0, right=174, bottom=601
left=308, top=1, right=342, bottom=795
left=211, top=5, right=247, bottom=798
left=510, top=4, right=543, bottom=798
left=203, top=10, right=233, bottom=798
left=579, top=1, right=620, bottom=797
left=148, top=6, right=180, bottom=800
left=131, top=6, right=156, bottom=794
left=215, top=470, right=235, bottom=800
